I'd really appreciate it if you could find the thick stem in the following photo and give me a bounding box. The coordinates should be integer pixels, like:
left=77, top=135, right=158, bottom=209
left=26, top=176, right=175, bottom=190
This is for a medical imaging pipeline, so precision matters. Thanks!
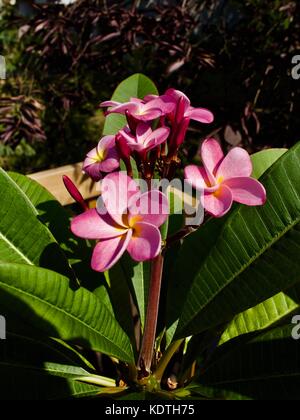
left=138, top=254, right=164, bottom=376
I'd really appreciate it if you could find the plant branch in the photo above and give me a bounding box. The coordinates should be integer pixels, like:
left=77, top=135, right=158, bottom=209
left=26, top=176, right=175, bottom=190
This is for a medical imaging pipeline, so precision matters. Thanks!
left=154, top=339, right=184, bottom=382
left=166, top=226, right=198, bottom=248
left=138, top=254, right=164, bottom=376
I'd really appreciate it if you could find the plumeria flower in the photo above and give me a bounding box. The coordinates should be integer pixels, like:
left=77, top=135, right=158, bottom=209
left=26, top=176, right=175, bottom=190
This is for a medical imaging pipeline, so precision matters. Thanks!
left=71, top=172, right=169, bottom=272
left=164, top=89, right=214, bottom=124
left=146, top=89, right=214, bottom=125
left=119, top=122, right=170, bottom=154
left=83, top=135, right=120, bottom=181
left=184, top=138, right=266, bottom=218
left=100, top=96, right=175, bottom=122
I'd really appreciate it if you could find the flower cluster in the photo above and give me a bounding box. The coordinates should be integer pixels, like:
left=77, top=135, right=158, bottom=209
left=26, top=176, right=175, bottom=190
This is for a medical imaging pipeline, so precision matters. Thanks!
left=82, top=89, right=214, bottom=181
left=64, top=87, right=266, bottom=272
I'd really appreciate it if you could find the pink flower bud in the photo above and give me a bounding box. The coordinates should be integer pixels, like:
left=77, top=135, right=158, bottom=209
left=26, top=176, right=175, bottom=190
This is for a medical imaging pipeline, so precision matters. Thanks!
left=63, top=175, right=89, bottom=211
left=116, top=133, right=131, bottom=161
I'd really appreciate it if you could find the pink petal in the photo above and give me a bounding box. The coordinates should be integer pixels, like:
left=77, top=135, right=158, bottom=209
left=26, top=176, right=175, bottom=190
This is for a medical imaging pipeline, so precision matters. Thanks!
left=136, top=122, right=153, bottom=144
left=98, top=148, right=120, bottom=173
left=119, top=127, right=137, bottom=147
left=144, top=95, right=176, bottom=114
left=97, top=135, right=116, bottom=151
left=201, top=138, right=224, bottom=181
left=101, top=172, right=140, bottom=226
left=174, top=117, right=190, bottom=148
left=223, top=177, right=267, bottom=206
left=143, top=127, right=170, bottom=151
left=202, top=185, right=233, bottom=218
left=217, top=147, right=253, bottom=180
left=83, top=159, right=102, bottom=182
left=127, top=222, right=161, bottom=262
left=184, top=165, right=211, bottom=191
left=130, top=98, right=144, bottom=104
left=85, top=146, right=98, bottom=162
left=165, top=89, right=191, bottom=112
left=128, top=190, right=169, bottom=227
left=144, top=94, right=158, bottom=102
left=186, top=107, right=214, bottom=124
left=105, top=102, right=140, bottom=115
left=116, top=134, right=131, bottom=160
left=100, top=101, right=121, bottom=108
left=136, top=108, right=163, bottom=121
left=91, top=230, right=132, bottom=272
left=71, top=209, right=125, bottom=240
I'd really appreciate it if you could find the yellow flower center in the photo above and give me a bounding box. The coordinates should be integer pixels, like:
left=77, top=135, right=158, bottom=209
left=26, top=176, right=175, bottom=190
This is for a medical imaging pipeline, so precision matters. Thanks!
left=128, top=215, right=143, bottom=230
left=216, top=176, right=224, bottom=184
left=213, top=188, right=223, bottom=198
left=96, top=148, right=108, bottom=162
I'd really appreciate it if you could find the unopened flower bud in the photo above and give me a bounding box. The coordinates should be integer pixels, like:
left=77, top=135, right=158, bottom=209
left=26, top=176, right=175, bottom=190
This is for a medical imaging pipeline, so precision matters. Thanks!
left=63, top=175, right=88, bottom=211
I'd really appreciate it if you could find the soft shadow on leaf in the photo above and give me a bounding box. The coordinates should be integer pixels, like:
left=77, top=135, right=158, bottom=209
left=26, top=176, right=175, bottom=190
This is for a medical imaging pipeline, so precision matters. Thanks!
left=196, top=324, right=300, bottom=400
left=0, top=290, right=100, bottom=400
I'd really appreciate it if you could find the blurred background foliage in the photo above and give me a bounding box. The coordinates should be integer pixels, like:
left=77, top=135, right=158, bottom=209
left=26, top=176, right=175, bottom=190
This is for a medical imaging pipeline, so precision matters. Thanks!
left=0, top=0, right=299, bottom=173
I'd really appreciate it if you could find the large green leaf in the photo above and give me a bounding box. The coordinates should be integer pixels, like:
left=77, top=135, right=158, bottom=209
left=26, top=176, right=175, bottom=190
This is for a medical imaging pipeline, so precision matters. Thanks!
left=8, top=171, right=76, bottom=252
left=220, top=284, right=300, bottom=345
left=103, top=74, right=158, bottom=135
left=0, top=263, right=134, bottom=364
left=194, top=324, right=300, bottom=400
left=0, top=168, right=71, bottom=277
left=0, top=331, right=102, bottom=400
left=165, top=217, right=227, bottom=345
left=176, top=143, right=300, bottom=338
left=251, top=148, right=288, bottom=179
left=164, top=148, right=288, bottom=344
left=108, top=253, right=151, bottom=344
left=105, top=259, right=137, bottom=351
left=8, top=171, right=114, bottom=306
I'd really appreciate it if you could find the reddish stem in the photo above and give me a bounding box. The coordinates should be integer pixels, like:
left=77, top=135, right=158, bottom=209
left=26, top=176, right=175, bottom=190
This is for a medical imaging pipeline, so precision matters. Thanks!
left=138, top=254, right=164, bottom=375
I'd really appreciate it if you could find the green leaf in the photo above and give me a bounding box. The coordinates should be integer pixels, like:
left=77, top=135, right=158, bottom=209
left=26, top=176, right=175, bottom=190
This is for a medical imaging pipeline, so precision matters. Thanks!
left=105, top=262, right=136, bottom=351
left=0, top=168, right=71, bottom=277
left=7, top=171, right=76, bottom=253
left=195, top=324, right=300, bottom=400
left=219, top=285, right=300, bottom=345
left=251, top=148, right=288, bottom=179
left=103, top=74, right=158, bottom=135
left=165, top=217, right=226, bottom=341
left=165, top=148, right=287, bottom=344
left=176, top=143, right=300, bottom=338
left=7, top=171, right=113, bottom=299
left=0, top=331, right=101, bottom=400
left=127, top=259, right=151, bottom=331
left=0, top=263, right=134, bottom=364
left=109, top=253, right=151, bottom=331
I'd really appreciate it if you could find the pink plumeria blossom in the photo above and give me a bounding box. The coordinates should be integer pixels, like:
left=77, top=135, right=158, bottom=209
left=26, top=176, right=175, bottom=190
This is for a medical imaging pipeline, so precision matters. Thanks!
left=184, top=138, right=266, bottom=218
left=71, top=172, right=169, bottom=272
left=119, top=122, right=170, bottom=154
left=100, top=96, right=175, bottom=122
left=164, top=89, right=214, bottom=124
left=146, top=89, right=214, bottom=125
left=83, top=135, right=120, bottom=181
